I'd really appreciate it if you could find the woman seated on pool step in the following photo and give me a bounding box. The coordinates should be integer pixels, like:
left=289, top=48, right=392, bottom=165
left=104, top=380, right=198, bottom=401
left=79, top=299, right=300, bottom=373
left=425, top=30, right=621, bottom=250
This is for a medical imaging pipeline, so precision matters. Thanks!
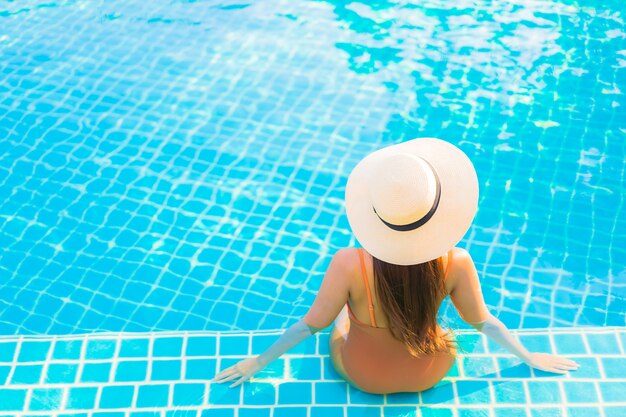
left=212, top=137, right=579, bottom=394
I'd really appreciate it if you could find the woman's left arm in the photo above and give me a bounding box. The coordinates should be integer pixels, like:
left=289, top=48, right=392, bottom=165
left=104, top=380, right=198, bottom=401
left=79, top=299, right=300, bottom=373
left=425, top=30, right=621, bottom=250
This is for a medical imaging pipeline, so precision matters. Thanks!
left=212, top=249, right=353, bottom=387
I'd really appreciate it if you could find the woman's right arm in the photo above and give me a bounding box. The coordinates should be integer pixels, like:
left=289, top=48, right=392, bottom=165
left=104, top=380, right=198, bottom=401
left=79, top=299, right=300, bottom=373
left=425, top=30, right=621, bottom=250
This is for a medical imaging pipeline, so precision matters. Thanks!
left=449, top=248, right=579, bottom=374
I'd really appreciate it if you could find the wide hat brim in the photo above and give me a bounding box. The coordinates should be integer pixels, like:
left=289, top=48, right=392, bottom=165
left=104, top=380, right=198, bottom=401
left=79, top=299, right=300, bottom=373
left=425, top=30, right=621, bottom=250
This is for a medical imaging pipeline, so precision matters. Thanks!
left=345, top=138, right=478, bottom=265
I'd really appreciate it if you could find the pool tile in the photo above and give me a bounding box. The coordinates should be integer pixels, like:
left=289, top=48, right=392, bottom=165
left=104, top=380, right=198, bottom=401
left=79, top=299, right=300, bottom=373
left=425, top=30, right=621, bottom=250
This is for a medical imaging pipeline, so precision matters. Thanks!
left=586, top=333, right=621, bottom=354
left=527, top=381, right=562, bottom=404
left=153, top=337, right=183, bottom=357
left=17, top=341, right=50, bottom=362
left=598, top=381, right=626, bottom=403
left=242, top=382, right=276, bottom=405
left=420, top=408, right=453, bottom=417
left=173, top=383, right=206, bottom=406
left=28, top=388, right=63, bottom=411
left=0, top=342, right=17, bottom=362
left=600, top=357, right=626, bottom=378
left=289, top=357, right=321, bottom=379
left=11, top=364, right=43, bottom=384
left=200, top=409, right=235, bottom=417
left=456, top=380, right=492, bottom=404
left=493, top=407, right=527, bottom=417
left=278, top=382, right=312, bottom=404
left=186, top=336, right=217, bottom=357
left=462, top=356, right=497, bottom=377
left=151, top=360, right=181, bottom=380
left=52, top=340, right=82, bottom=360
left=273, top=406, right=308, bottom=417
left=218, top=335, right=249, bottom=355
left=185, top=358, right=217, bottom=380
left=45, top=363, right=78, bottom=384
left=492, top=380, right=526, bottom=405
left=114, top=360, right=148, bottom=382
left=208, top=382, right=242, bottom=405
left=563, top=381, right=598, bottom=403
left=315, top=381, right=348, bottom=404
left=80, top=362, right=112, bottom=383
left=385, top=391, right=419, bottom=404
left=348, top=385, right=384, bottom=404
left=383, top=406, right=417, bottom=417
left=347, top=406, right=383, bottom=417
left=66, top=387, right=98, bottom=410
left=99, top=385, right=135, bottom=409
left=605, top=407, right=626, bottom=417
left=85, top=339, right=117, bottom=360
left=420, top=382, right=455, bottom=405
left=136, top=385, right=169, bottom=408
left=553, top=334, right=587, bottom=354
left=119, top=339, right=149, bottom=358
left=311, top=406, right=345, bottom=417
left=567, top=407, right=601, bottom=417
left=0, top=389, right=27, bottom=411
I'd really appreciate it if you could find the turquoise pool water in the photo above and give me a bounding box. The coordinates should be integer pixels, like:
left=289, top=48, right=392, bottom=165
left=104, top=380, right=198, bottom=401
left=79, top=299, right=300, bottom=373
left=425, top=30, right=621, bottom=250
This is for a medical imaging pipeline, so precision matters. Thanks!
left=0, top=0, right=624, bottom=335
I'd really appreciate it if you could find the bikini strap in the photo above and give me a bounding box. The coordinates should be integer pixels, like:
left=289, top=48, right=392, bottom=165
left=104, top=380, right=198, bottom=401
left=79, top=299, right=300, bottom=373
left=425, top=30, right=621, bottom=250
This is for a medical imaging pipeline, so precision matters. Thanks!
left=443, top=249, right=453, bottom=280
left=358, top=248, right=377, bottom=327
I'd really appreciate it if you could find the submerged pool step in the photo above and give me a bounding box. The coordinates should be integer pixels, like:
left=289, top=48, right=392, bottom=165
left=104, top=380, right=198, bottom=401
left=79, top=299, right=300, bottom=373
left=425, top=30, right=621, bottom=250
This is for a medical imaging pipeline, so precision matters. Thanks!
left=0, top=327, right=624, bottom=417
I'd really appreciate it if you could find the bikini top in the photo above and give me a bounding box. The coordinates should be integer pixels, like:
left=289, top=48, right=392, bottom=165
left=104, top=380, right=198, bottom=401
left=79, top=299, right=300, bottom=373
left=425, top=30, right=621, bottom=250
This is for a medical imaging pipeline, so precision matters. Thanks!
left=347, top=248, right=452, bottom=329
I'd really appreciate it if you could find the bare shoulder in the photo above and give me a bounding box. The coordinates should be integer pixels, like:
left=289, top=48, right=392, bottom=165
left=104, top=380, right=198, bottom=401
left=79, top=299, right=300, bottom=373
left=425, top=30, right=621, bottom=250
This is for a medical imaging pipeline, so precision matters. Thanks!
left=331, top=248, right=361, bottom=273
left=445, top=247, right=477, bottom=292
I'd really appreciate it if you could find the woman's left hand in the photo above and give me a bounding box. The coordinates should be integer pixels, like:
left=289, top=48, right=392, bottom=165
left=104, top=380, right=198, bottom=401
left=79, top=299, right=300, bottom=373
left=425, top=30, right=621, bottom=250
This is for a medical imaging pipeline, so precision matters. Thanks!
left=212, top=356, right=266, bottom=387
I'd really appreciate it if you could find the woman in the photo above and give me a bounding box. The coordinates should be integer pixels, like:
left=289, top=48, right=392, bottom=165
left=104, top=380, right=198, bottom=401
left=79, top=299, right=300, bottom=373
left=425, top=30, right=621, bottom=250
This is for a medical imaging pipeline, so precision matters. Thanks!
left=213, top=138, right=579, bottom=393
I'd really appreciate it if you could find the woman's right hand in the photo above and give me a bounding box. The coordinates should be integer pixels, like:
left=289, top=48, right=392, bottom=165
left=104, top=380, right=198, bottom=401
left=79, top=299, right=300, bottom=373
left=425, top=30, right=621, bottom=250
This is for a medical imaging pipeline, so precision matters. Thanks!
left=524, top=352, right=580, bottom=374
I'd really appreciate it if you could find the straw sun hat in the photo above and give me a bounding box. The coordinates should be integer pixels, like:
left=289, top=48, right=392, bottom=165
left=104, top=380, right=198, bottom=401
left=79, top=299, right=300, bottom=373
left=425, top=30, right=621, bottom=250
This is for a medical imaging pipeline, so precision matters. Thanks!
left=345, top=137, right=479, bottom=265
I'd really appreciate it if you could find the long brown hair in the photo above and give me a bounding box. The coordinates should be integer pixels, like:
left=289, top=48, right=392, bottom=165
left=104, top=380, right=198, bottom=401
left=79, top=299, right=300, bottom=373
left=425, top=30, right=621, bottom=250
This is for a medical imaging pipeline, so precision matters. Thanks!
left=372, top=255, right=455, bottom=356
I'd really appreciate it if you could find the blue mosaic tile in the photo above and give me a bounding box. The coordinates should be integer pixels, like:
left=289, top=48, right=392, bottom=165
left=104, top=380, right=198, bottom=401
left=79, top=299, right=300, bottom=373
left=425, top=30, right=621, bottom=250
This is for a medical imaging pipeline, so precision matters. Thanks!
left=383, top=406, right=417, bottom=417
left=185, top=358, right=217, bottom=380
left=567, top=407, right=601, bottom=417
left=586, top=333, right=621, bottom=354
left=563, top=381, right=598, bottom=403
left=114, top=360, right=148, bottom=382
left=28, top=388, right=63, bottom=411
left=0, top=389, right=27, bottom=411
left=151, top=360, right=182, bottom=380
left=421, top=382, right=455, bottom=405
left=243, top=382, right=276, bottom=405
left=99, top=385, right=135, bottom=409
left=153, top=337, right=183, bottom=357
left=66, top=387, right=98, bottom=410
left=598, top=381, right=626, bottom=403
left=172, top=383, right=206, bottom=406
left=45, top=363, right=78, bottom=384
left=492, top=408, right=527, bottom=417
left=493, top=381, right=527, bottom=404
left=527, top=381, right=562, bottom=404
left=239, top=408, right=270, bottom=417
left=119, top=339, right=149, bottom=358
left=0, top=366, right=9, bottom=384
left=136, top=385, right=169, bottom=408
left=17, top=341, right=51, bottom=362
left=341, top=405, right=382, bottom=417
left=316, top=381, right=348, bottom=404
left=208, top=383, right=242, bottom=405
left=11, top=364, right=43, bottom=384
left=273, top=407, right=308, bottom=417
left=0, top=342, right=17, bottom=362
left=289, top=357, right=321, bottom=380
left=311, top=406, right=345, bottom=417
left=348, top=385, right=384, bottom=405
left=456, top=380, right=492, bottom=404
left=278, top=382, right=312, bottom=404
left=200, top=409, right=235, bottom=417
left=52, top=340, right=82, bottom=360
left=218, top=336, right=249, bottom=356
left=186, top=336, right=217, bottom=357
left=420, top=408, right=453, bottom=417
left=80, top=362, right=112, bottom=383
left=605, top=407, right=626, bottom=417
left=85, top=339, right=117, bottom=360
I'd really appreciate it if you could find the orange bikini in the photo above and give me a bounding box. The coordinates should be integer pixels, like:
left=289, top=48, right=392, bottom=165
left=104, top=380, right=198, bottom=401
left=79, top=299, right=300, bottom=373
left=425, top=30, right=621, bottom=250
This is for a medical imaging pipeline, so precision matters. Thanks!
left=340, top=248, right=456, bottom=394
